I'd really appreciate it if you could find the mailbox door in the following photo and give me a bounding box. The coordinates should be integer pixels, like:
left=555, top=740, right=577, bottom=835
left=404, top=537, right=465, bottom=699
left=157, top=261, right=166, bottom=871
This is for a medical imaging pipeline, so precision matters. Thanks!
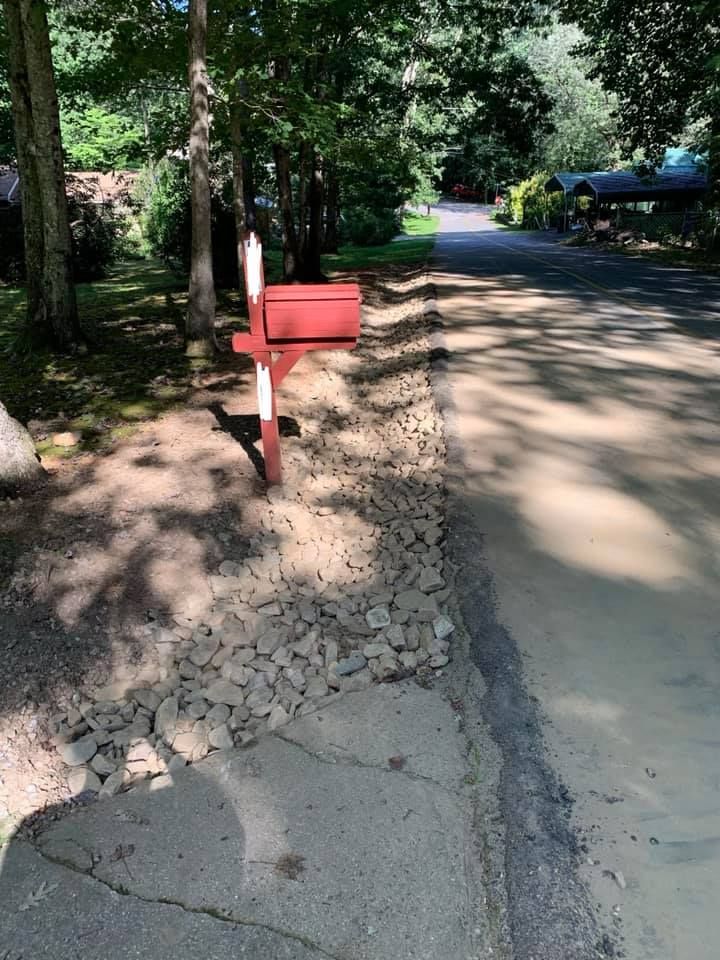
left=264, top=283, right=361, bottom=342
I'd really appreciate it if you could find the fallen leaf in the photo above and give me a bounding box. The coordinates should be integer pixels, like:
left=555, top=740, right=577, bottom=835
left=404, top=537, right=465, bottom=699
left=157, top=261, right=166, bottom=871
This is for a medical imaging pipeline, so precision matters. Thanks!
left=275, top=852, right=305, bottom=880
left=110, top=843, right=135, bottom=862
left=18, top=879, right=59, bottom=911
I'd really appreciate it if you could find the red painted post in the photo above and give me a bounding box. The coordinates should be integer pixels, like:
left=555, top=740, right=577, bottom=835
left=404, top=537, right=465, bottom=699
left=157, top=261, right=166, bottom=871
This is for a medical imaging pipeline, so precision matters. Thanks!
left=232, top=230, right=360, bottom=486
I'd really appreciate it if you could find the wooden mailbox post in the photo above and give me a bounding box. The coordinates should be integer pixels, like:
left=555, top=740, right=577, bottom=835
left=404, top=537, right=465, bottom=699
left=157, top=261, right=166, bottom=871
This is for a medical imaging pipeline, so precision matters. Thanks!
left=232, top=232, right=361, bottom=485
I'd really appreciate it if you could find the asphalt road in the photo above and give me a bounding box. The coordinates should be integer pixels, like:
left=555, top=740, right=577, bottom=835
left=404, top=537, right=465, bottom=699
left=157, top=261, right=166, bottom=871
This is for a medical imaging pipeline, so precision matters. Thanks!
left=433, top=202, right=720, bottom=960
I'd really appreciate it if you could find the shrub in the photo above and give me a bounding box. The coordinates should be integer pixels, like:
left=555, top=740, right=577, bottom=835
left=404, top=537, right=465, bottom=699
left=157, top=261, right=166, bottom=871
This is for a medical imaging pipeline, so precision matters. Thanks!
left=342, top=206, right=399, bottom=246
left=69, top=206, right=122, bottom=281
left=138, top=159, right=238, bottom=286
left=509, top=172, right=562, bottom=227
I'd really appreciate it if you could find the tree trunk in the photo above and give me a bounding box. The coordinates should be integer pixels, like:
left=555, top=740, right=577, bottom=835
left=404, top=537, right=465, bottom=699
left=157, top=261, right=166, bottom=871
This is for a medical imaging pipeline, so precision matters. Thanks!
left=0, top=402, right=45, bottom=496
left=229, top=97, right=247, bottom=287
left=297, top=140, right=311, bottom=263
left=186, top=0, right=216, bottom=358
left=274, top=142, right=300, bottom=282
left=323, top=161, right=340, bottom=253
left=3, top=0, right=80, bottom=351
left=304, top=152, right=325, bottom=281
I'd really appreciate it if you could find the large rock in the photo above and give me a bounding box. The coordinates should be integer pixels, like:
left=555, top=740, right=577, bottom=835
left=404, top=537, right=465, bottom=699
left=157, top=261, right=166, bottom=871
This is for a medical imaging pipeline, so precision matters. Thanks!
left=61, top=735, right=97, bottom=767
left=154, top=696, right=179, bottom=744
left=0, top=403, right=45, bottom=496
left=205, top=680, right=246, bottom=707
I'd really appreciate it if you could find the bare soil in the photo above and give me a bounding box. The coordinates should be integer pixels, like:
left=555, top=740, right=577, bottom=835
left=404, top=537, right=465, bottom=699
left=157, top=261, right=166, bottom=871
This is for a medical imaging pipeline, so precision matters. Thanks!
left=0, top=263, right=432, bottom=822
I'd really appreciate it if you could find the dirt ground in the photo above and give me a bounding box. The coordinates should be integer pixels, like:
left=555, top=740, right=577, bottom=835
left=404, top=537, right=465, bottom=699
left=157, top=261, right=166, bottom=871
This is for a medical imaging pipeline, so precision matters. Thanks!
left=0, top=262, right=432, bottom=823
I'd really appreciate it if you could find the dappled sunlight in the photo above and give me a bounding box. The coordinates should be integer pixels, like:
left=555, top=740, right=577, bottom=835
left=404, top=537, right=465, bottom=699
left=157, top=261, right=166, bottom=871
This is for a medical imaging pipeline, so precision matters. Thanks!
left=512, top=452, right=692, bottom=585
left=551, top=692, right=628, bottom=740
left=435, top=223, right=720, bottom=593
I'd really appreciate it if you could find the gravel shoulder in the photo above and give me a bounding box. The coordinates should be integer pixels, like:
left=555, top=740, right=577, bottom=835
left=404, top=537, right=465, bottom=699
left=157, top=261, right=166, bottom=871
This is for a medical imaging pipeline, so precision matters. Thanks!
left=0, top=259, right=509, bottom=957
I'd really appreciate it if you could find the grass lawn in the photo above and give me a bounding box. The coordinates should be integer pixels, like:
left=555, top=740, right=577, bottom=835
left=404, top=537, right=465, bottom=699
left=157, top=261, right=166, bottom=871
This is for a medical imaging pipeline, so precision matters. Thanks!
left=0, top=217, right=438, bottom=456
left=401, top=211, right=440, bottom=237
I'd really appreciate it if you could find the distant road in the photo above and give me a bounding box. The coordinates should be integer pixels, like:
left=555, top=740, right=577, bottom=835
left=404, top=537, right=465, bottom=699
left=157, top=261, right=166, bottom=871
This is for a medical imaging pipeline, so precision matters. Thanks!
left=434, top=201, right=720, bottom=960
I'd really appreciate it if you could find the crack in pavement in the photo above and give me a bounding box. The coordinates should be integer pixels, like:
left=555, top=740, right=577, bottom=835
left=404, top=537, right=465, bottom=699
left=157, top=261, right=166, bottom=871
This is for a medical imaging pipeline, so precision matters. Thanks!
left=26, top=840, right=344, bottom=960
left=274, top=729, right=465, bottom=799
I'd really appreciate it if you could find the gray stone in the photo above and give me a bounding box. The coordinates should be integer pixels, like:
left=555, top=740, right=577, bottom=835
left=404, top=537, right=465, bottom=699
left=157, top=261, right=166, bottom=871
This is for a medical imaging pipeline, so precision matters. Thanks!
left=399, top=651, right=419, bottom=671
left=432, top=616, right=455, bottom=641
left=208, top=724, right=234, bottom=750
left=154, top=696, right=179, bottom=744
left=365, top=605, right=391, bottom=630
left=187, top=699, right=209, bottom=719
left=292, top=635, right=316, bottom=659
left=112, top=718, right=152, bottom=749
left=305, top=676, right=329, bottom=700
left=61, top=735, right=97, bottom=767
left=298, top=601, right=318, bottom=624
left=363, top=642, right=393, bottom=659
left=189, top=635, right=220, bottom=667
left=245, top=687, right=273, bottom=709
left=90, top=753, right=117, bottom=777
left=386, top=624, right=406, bottom=650
left=67, top=767, right=102, bottom=795
left=341, top=668, right=374, bottom=693
left=220, top=658, right=252, bottom=686
left=267, top=704, right=290, bottom=731
left=418, top=566, right=446, bottom=593
left=393, top=589, right=427, bottom=612
left=173, top=732, right=210, bottom=761
left=206, top=703, right=231, bottom=724
left=257, top=601, right=282, bottom=617
left=374, top=654, right=400, bottom=681
left=206, top=680, right=246, bottom=707
left=119, top=702, right=136, bottom=722
left=256, top=629, right=283, bottom=657
left=131, top=688, right=161, bottom=712
left=286, top=668, right=306, bottom=691
left=179, top=659, right=201, bottom=680
left=231, top=705, right=250, bottom=724
left=98, top=769, right=129, bottom=799
left=334, top=652, right=367, bottom=676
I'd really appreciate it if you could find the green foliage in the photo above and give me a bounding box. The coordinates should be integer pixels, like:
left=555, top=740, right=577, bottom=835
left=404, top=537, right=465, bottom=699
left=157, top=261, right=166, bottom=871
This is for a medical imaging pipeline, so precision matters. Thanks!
left=69, top=206, right=121, bottom=281
left=559, top=0, right=720, bottom=196
left=62, top=106, right=144, bottom=170
left=508, top=172, right=562, bottom=226
left=515, top=22, right=620, bottom=172
left=342, top=207, right=400, bottom=246
left=137, top=159, right=238, bottom=285
left=138, top=160, right=190, bottom=265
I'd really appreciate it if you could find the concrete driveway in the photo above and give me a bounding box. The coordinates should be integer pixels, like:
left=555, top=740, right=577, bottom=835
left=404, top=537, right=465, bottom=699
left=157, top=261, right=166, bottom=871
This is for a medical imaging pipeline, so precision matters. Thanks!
left=434, top=202, right=720, bottom=959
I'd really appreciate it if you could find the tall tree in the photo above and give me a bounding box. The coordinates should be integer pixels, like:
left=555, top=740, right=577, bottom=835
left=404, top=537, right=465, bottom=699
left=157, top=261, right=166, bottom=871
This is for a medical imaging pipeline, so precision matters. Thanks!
left=186, top=0, right=216, bottom=356
left=561, top=0, right=720, bottom=198
left=3, top=0, right=80, bottom=350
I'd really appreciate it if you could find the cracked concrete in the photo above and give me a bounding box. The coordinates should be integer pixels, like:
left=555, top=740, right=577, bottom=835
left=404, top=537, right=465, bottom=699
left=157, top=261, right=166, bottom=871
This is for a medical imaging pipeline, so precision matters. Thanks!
left=0, top=681, right=491, bottom=959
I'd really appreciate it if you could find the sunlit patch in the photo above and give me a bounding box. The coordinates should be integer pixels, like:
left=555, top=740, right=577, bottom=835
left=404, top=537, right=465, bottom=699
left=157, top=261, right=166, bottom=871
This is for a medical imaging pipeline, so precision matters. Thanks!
left=552, top=692, right=627, bottom=736
left=514, top=453, right=692, bottom=586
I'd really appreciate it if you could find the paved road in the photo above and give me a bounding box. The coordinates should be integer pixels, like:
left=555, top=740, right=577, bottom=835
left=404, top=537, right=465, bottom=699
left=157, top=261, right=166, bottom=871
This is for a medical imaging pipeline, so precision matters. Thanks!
left=434, top=202, right=720, bottom=959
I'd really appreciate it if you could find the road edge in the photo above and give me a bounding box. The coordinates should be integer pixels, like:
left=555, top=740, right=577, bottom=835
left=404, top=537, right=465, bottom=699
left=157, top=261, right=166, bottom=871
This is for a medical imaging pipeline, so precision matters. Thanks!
left=424, top=268, right=609, bottom=960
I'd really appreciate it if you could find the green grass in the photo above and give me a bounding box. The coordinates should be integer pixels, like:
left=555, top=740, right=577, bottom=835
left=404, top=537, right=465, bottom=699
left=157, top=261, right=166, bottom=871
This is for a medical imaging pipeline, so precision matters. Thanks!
left=401, top=211, right=440, bottom=237
left=0, top=259, right=217, bottom=452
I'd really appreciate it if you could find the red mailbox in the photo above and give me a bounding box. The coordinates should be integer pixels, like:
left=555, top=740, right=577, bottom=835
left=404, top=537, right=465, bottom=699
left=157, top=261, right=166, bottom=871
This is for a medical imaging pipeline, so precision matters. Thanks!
left=264, top=284, right=360, bottom=342
left=232, top=232, right=361, bottom=485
